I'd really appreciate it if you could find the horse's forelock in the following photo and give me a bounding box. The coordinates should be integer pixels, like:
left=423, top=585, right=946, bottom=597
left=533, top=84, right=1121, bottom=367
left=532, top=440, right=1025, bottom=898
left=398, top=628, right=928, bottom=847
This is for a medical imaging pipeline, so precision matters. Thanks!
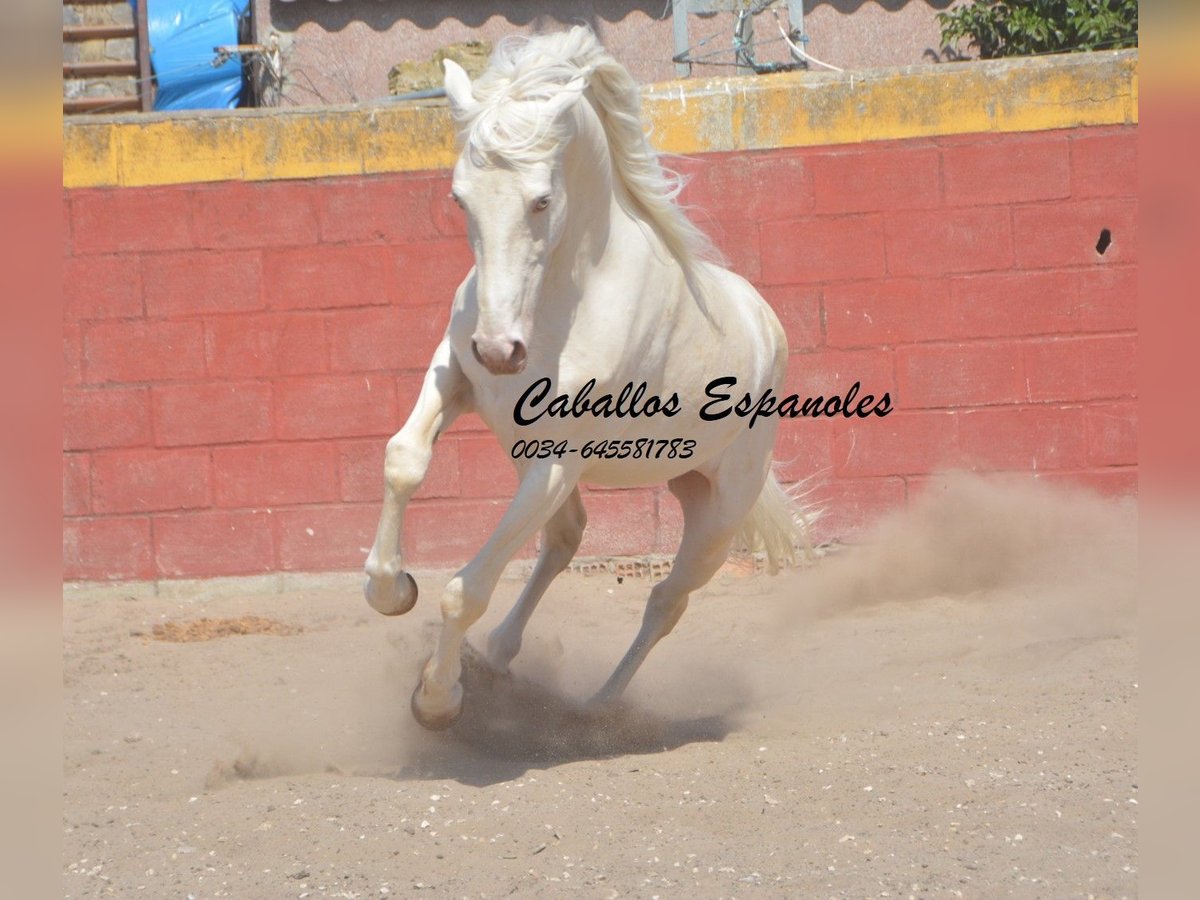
left=462, top=100, right=572, bottom=170
left=456, top=29, right=597, bottom=163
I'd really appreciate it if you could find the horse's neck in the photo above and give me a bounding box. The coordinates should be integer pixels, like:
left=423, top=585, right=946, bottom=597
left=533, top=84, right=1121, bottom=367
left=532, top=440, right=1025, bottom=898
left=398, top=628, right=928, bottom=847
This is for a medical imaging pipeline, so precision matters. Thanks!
left=544, top=99, right=676, bottom=313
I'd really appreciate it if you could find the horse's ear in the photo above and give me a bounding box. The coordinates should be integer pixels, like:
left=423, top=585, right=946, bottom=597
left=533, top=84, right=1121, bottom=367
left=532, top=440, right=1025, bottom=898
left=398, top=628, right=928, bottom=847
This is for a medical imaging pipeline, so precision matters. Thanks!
left=443, top=59, right=474, bottom=119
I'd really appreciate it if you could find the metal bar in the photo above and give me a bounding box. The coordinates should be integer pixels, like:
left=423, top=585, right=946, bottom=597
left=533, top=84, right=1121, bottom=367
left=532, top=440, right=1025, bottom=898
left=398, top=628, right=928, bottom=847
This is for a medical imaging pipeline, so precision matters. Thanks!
left=246, top=0, right=259, bottom=107
left=63, top=60, right=139, bottom=78
left=136, top=0, right=153, bottom=112
left=388, top=87, right=448, bottom=102
left=735, top=8, right=755, bottom=76
left=672, top=0, right=691, bottom=77
left=213, top=44, right=269, bottom=55
left=63, top=25, right=137, bottom=42
left=786, top=0, right=807, bottom=66
left=788, top=0, right=804, bottom=35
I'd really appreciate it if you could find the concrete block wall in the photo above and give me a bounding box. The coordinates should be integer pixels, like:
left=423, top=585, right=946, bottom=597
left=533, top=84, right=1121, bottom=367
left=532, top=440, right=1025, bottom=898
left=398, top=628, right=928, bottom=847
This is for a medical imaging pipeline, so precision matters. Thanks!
left=62, top=53, right=1138, bottom=582
left=63, top=1, right=138, bottom=104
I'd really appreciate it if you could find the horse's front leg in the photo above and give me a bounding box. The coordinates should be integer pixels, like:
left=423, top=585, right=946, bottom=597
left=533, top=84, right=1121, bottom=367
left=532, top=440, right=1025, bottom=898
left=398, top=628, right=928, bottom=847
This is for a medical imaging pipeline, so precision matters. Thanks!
left=364, top=340, right=470, bottom=616
left=412, top=459, right=579, bottom=730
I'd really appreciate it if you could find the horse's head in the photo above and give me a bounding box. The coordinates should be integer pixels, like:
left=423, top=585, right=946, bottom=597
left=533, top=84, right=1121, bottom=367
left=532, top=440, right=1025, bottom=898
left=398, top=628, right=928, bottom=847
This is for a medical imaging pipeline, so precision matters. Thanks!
left=443, top=55, right=586, bottom=376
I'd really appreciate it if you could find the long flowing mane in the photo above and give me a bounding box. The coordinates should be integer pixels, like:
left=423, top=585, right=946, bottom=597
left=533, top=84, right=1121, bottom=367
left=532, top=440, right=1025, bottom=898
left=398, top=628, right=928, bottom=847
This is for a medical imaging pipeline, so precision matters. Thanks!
left=455, top=27, right=721, bottom=307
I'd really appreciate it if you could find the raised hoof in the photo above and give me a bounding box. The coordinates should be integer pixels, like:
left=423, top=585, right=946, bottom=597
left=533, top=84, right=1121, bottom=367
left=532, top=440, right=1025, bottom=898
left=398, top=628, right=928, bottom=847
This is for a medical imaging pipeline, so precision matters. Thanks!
left=364, top=571, right=418, bottom=616
left=411, top=681, right=463, bottom=731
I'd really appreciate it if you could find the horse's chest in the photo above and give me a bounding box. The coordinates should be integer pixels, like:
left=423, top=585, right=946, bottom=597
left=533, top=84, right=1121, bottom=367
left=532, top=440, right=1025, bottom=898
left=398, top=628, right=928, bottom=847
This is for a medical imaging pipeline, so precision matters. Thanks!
left=469, top=381, right=525, bottom=443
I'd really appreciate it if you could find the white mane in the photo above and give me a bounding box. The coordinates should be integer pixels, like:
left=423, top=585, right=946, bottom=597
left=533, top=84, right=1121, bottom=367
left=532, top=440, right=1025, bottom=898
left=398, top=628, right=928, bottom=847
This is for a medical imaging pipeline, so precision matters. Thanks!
left=453, top=26, right=721, bottom=305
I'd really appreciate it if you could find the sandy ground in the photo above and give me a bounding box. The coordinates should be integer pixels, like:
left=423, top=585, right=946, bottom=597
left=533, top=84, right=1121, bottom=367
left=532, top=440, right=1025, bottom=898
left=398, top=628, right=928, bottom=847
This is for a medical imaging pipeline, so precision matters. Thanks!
left=63, top=476, right=1137, bottom=899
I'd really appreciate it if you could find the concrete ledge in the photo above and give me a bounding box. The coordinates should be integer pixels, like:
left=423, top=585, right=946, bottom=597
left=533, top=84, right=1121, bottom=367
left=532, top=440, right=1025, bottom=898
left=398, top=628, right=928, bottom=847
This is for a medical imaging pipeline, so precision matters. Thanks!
left=63, top=50, right=1137, bottom=189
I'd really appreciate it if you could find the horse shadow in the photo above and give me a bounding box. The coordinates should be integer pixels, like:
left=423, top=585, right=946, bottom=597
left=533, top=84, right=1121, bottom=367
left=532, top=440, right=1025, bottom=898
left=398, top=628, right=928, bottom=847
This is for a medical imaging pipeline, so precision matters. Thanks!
left=394, top=643, right=739, bottom=787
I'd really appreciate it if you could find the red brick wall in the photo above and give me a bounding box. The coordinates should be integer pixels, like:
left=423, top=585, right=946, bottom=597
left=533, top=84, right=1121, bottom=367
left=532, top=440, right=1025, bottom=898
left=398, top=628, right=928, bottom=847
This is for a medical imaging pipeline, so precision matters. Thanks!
left=62, top=126, right=1137, bottom=581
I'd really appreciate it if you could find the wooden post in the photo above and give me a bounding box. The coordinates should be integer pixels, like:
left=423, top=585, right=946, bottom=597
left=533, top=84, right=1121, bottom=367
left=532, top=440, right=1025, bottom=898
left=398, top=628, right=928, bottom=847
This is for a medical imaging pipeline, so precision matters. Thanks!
left=136, top=0, right=153, bottom=111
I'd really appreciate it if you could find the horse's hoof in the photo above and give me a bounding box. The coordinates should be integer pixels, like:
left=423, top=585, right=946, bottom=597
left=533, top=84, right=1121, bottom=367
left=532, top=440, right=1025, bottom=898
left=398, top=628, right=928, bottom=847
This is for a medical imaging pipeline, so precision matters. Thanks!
left=364, top=571, right=418, bottom=616
left=585, top=691, right=621, bottom=717
left=484, top=637, right=518, bottom=674
left=411, top=681, right=463, bottom=731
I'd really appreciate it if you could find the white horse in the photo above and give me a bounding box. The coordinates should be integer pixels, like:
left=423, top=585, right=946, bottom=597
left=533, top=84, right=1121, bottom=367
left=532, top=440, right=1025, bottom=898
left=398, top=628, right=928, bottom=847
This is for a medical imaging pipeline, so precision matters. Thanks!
left=364, top=26, right=806, bottom=730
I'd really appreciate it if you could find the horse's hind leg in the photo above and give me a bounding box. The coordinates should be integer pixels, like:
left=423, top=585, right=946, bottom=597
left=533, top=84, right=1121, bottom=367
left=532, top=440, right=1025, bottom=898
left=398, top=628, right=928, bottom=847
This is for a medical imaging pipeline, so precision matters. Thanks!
left=591, top=462, right=764, bottom=707
left=485, top=487, right=587, bottom=672
left=364, top=340, right=470, bottom=616
left=413, top=460, right=580, bottom=729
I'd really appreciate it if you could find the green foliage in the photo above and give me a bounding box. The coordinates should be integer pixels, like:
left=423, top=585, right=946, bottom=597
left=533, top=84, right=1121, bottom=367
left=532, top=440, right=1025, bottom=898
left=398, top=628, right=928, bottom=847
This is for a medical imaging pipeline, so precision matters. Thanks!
left=938, top=0, right=1139, bottom=59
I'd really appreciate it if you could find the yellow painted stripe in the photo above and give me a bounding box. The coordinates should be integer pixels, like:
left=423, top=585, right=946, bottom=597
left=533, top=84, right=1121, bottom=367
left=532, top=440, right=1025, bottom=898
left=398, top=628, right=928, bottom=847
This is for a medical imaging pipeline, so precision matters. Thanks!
left=63, top=49, right=1137, bottom=190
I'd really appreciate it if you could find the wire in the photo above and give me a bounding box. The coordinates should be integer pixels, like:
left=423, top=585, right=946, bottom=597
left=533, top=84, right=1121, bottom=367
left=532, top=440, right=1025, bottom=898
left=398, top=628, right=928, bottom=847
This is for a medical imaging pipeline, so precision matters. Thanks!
left=771, top=10, right=844, bottom=72
left=676, top=33, right=796, bottom=66
left=64, top=58, right=225, bottom=116
left=672, top=1, right=808, bottom=72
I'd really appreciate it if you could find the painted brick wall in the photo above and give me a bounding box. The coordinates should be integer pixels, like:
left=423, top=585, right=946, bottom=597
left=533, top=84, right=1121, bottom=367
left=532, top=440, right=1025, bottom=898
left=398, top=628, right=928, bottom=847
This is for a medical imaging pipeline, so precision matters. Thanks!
left=62, top=125, right=1137, bottom=581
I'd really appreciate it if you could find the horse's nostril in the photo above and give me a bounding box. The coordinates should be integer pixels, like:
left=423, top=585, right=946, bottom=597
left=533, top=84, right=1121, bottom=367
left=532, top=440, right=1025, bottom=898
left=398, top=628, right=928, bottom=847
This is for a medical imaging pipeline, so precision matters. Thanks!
left=472, top=335, right=526, bottom=373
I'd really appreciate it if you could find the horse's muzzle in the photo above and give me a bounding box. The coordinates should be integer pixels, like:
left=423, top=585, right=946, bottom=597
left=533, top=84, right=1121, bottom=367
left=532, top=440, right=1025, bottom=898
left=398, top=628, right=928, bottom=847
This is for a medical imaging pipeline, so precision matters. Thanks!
left=472, top=336, right=527, bottom=375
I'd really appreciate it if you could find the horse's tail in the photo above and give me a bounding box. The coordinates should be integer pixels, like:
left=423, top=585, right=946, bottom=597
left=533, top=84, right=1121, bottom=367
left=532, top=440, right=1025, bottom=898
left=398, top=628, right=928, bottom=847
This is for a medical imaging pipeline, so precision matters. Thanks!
left=734, top=469, right=820, bottom=575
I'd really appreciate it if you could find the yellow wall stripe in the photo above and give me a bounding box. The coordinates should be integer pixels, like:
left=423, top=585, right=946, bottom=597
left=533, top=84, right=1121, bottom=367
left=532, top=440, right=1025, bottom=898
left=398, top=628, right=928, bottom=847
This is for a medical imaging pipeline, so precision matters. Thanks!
left=63, top=49, right=1137, bottom=190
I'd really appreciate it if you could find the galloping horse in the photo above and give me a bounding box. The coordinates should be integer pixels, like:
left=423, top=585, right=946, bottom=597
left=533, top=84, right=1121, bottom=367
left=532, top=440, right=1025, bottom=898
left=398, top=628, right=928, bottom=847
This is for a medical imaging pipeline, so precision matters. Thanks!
left=364, top=27, right=807, bottom=730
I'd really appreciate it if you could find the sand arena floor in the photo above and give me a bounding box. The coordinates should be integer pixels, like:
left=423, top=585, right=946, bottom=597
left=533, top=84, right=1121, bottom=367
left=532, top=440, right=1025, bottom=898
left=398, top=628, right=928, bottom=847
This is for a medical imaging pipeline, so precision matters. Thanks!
left=63, top=476, right=1136, bottom=898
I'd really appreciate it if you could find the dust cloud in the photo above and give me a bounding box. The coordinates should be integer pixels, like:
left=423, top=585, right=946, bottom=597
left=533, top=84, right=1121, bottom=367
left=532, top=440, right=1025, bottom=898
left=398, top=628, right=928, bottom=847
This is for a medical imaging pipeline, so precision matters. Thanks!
left=793, top=471, right=1135, bottom=618
left=206, top=473, right=1135, bottom=783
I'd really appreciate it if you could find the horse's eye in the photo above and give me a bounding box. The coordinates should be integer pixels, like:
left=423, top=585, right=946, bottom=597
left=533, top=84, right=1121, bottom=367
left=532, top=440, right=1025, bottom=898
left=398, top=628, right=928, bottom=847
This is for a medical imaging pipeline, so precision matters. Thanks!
left=533, top=195, right=551, bottom=212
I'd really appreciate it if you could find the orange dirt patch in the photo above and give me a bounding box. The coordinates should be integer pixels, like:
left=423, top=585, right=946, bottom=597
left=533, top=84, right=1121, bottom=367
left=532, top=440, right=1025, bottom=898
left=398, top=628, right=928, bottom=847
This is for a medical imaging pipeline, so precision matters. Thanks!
left=149, top=616, right=302, bottom=642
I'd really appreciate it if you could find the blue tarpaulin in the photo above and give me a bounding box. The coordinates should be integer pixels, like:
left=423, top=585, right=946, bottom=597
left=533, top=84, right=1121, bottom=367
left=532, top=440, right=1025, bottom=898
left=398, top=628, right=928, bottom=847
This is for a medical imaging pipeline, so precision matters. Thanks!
left=130, top=0, right=250, bottom=110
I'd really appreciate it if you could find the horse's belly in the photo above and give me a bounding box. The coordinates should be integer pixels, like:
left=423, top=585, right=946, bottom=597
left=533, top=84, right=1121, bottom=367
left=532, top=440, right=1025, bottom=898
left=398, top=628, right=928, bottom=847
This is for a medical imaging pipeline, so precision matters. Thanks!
left=580, top=451, right=711, bottom=487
